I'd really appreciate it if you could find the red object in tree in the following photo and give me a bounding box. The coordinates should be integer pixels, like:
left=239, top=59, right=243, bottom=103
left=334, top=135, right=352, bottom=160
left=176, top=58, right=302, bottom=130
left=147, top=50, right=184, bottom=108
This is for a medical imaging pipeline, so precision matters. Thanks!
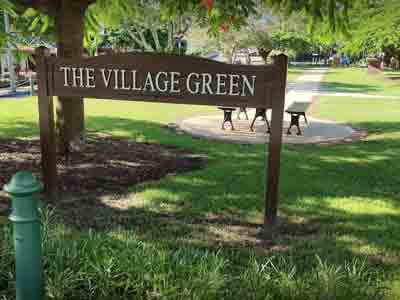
left=202, top=0, right=214, bottom=11
left=219, top=24, right=229, bottom=32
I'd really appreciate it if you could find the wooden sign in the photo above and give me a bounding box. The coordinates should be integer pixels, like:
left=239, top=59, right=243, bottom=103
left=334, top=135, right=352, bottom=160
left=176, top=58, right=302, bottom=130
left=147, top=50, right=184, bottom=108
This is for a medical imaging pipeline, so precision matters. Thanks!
left=36, top=47, right=287, bottom=229
left=43, top=52, right=284, bottom=108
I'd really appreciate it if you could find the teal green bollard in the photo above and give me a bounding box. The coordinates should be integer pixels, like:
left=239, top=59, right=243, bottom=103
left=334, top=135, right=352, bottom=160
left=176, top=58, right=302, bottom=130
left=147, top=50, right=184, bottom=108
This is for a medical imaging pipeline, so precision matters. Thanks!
left=4, top=171, right=44, bottom=300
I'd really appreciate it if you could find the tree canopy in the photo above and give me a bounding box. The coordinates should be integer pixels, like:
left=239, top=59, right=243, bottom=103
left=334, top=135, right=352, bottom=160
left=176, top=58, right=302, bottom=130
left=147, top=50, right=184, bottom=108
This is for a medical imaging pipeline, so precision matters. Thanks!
left=340, top=0, right=400, bottom=61
left=267, top=0, right=351, bottom=32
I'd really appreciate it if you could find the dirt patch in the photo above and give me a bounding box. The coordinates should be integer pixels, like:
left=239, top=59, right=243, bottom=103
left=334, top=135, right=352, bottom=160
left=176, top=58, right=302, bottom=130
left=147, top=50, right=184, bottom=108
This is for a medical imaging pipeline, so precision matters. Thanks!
left=0, top=135, right=207, bottom=212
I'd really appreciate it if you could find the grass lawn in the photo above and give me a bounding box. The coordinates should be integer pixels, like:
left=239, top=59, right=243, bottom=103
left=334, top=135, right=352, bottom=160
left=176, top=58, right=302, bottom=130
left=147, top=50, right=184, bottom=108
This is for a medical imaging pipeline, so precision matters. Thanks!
left=287, top=65, right=307, bottom=81
left=322, top=67, right=400, bottom=96
left=1, top=92, right=399, bottom=299
left=384, top=70, right=400, bottom=81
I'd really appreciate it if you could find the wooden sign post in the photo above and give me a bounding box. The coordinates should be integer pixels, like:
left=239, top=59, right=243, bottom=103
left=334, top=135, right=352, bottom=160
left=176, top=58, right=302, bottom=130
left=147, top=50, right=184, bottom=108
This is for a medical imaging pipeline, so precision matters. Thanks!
left=35, top=47, right=287, bottom=229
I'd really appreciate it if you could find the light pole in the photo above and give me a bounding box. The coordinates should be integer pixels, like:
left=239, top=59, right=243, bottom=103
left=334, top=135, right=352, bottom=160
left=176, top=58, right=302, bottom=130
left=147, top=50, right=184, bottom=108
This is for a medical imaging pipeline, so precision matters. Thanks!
left=4, top=12, right=17, bottom=93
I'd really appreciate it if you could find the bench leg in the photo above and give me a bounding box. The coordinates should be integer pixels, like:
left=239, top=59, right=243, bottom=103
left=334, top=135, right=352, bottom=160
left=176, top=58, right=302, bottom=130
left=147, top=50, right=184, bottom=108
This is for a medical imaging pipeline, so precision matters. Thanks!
left=296, top=121, right=302, bottom=135
left=250, top=115, right=257, bottom=132
left=250, top=111, right=263, bottom=132
left=250, top=109, right=269, bottom=132
left=286, top=123, right=292, bottom=135
left=302, top=113, right=308, bottom=125
left=222, top=111, right=234, bottom=130
left=237, top=107, right=249, bottom=120
left=222, top=112, right=228, bottom=130
left=266, top=117, right=271, bottom=134
left=287, top=114, right=301, bottom=135
left=244, top=108, right=249, bottom=120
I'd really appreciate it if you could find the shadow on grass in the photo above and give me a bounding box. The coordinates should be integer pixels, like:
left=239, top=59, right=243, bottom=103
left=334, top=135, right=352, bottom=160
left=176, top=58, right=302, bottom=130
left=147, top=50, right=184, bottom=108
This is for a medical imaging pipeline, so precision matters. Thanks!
left=314, top=82, right=382, bottom=94
left=1, top=115, right=400, bottom=276
left=386, top=76, right=400, bottom=81
left=0, top=119, right=39, bottom=138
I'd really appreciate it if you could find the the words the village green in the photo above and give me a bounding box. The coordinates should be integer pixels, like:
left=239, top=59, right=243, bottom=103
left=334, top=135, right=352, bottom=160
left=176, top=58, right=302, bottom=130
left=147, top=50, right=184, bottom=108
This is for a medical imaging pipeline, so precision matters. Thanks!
left=59, top=67, right=257, bottom=97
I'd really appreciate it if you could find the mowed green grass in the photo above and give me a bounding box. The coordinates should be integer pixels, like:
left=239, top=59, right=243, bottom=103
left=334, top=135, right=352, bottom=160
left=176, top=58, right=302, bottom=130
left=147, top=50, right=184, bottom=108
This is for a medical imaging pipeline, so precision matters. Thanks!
left=1, top=92, right=400, bottom=298
left=313, top=95, right=400, bottom=298
left=322, top=67, right=400, bottom=96
left=384, top=70, right=400, bottom=80
left=287, top=65, right=306, bottom=81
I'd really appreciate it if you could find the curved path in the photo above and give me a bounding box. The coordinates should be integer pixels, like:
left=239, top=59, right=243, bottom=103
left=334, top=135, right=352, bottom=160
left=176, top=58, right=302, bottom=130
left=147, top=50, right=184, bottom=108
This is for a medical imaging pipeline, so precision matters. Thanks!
left=179, top=68, right=361, bottom=144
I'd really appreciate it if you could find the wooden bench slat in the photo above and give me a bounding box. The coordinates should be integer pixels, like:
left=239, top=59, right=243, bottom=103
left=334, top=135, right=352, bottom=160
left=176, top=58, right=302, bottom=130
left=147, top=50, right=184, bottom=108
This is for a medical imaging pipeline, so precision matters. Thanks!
left=285, top=102, right=311, bottom=113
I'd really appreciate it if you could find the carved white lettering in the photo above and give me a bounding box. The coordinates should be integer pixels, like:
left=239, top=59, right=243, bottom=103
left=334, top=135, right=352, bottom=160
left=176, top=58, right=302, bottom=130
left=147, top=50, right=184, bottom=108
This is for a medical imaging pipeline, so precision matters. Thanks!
left=155, top=72, right=169, bottom=92
left=216, top=74, right=227, bottom=95
left=113, top=69, right=119, bottom=90
left=143, top=72, right=156, bottom=92
left=85, top=68, right=96, bottom=88
left=229, top=74, right=240, bottom=96
left=186, top=73, right=200, bottom=94
left=170, top=72, right=181, bottom=93
left=241, top=75, right=256, bottom=96
left=100, top=69, right=113, bottom=88
left=60, top=66, right=71, bottom=87
left=120, top=69, right=131, bottom=90
left=72, top=67, right=84, bottom=88
left=61, top=66, right=257, bottom=98
left=131, top=70, right=142, bottom=91
left=201, top=73, right=213, bottom=95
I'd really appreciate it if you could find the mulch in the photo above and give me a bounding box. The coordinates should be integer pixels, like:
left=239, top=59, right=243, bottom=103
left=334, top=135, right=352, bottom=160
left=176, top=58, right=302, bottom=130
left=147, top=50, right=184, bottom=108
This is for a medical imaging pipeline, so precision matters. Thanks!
left=0, top=135, right=207, bottom=216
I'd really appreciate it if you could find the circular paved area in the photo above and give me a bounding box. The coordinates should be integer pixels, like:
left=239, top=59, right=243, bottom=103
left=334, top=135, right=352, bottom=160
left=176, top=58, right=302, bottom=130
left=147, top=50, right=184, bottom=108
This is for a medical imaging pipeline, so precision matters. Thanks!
left=179, top=110, right=358, bottom=145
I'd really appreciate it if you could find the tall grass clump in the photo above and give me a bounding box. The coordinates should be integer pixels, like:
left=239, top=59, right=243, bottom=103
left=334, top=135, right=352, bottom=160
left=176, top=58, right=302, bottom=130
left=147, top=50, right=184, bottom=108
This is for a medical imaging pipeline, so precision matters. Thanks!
left=0, top=209, right=387, bottom=300
left=230, top=255, right=386, bottom=300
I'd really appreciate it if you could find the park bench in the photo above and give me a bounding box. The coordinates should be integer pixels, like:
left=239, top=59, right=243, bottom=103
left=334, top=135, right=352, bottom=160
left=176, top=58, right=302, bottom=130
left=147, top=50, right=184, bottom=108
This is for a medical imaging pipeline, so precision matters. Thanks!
left=218, top=107, right=236, bottom=130
left=250, top=108, right=271, bottom=133
left=285, top=102, right=310, bottom=135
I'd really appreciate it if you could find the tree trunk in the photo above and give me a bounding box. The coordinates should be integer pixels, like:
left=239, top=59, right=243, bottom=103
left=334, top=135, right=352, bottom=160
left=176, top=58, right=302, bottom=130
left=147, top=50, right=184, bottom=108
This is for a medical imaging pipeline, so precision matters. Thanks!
left=55, top=0, right=88, bottom=154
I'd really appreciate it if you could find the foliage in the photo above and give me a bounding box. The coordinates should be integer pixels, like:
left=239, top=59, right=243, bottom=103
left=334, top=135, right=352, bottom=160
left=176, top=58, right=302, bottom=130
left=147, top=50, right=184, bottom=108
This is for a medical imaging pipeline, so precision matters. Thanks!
left=0, top=0, right=14, bottom=15
left=246, top=29, right=273, bottom=61
left=266, top=0, right=351, bottom=33
left=0, top=209, right=386, bottom=299
left=264, top=10, right=335, bottom=61
left=99, top=25, right=170, bottom=53
left=309, top=22, right=339, bottom=61
left=9, top=0, right=259, bottom=55
left=335, top=0, right=400, bottom=62
left=13, top=8, right=54, bottom=42
left=210, top=27, right=252, bottom=63
left=270, top=30, right=312, bottom=58
left=0, top=0, right=15, bottom=48
left=89, top=0, right=258, bottom=54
